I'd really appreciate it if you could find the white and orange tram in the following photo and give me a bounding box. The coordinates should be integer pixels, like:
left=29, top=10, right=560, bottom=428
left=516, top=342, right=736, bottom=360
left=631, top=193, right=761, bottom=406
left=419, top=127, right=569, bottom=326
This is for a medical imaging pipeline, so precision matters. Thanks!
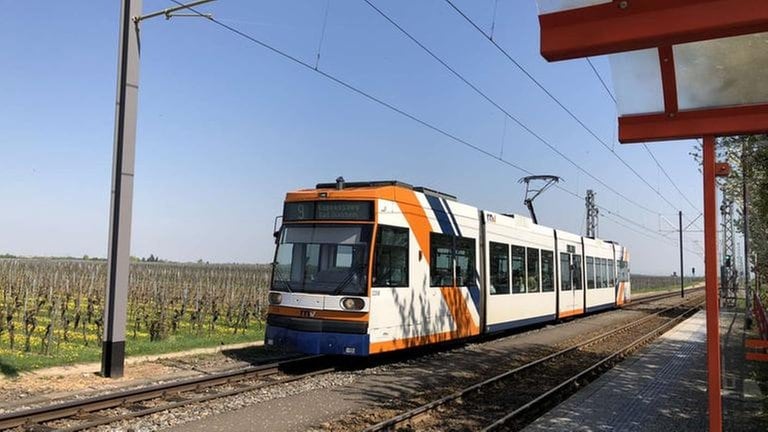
left=265, top=180, right=631, bottom=356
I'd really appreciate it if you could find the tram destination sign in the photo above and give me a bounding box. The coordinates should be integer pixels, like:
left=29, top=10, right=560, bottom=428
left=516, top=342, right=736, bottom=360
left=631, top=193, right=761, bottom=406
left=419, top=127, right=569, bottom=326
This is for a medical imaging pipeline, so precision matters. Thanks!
left=283, top=201, right=373, bottom=221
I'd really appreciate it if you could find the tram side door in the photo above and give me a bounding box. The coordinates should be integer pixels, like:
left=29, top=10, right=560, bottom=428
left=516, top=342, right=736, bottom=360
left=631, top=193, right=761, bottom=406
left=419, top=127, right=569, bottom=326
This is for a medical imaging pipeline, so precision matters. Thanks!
left=558, top=249, right=574, bottom=316
left=571, top=252, right=584, bottom=313
left=558, top=245, right=583, bottom=317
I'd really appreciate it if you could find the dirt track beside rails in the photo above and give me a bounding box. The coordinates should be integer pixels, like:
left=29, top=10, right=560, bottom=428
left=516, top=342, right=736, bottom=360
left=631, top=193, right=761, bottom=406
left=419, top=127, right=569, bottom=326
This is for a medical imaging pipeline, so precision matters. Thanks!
left=0, top=341, right=281, bottom=415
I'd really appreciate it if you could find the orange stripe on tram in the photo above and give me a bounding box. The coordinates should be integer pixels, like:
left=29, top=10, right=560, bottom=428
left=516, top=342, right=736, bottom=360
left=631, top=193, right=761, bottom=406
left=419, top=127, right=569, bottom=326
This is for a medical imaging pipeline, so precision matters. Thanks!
left=617, top=282, right=625, bottom=306
left=439, top=287, right=480, bottom=337
left=402, top=190, right=480, bottom=337
left=559, top=308, right=583, bottom=319
left=268, top=305, right=369, bottom=322
left=396, top=189, right=432, bottom=264
left=370, top=329, right=463, bottom=353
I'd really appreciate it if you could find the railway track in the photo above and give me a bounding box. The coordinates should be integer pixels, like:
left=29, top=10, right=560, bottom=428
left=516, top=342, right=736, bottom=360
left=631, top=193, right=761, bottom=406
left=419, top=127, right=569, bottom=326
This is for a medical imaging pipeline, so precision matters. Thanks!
left=0, top=288, right=702, bottom=431
left=628, top=285, right=703, bottom=306
left=363, top=293, right=705, bottom=432
left=0, top=355, right=331, bottom=431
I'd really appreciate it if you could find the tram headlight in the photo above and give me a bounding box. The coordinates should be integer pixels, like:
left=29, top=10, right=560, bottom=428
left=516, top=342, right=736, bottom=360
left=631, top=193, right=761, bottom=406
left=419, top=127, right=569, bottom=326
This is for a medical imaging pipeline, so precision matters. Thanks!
left=340, top=297, right=365, bottom=311
left=268, top=292, right=283, bottom=305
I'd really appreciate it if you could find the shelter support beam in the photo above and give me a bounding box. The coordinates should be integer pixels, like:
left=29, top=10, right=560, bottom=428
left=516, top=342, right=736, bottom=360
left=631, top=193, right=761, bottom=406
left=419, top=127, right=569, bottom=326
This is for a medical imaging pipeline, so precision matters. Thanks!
left=619, top=104, right=768, bottom=143
left=703, top=135, right=722, bottom=432
left=102, top=0, right=142, bottom=378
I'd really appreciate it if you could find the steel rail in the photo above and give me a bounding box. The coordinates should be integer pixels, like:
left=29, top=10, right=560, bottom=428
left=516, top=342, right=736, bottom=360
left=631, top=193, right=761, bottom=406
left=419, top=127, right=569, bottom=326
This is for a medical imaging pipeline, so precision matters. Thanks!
left=363, top=294, right=704, bottom=432
left=628, top=285, right=704, bottom=306
left=59, top=366, right=335, bottom=432
left=482, top=301, right=702, bottom=431
left=0, top=355, right=324, bottom=430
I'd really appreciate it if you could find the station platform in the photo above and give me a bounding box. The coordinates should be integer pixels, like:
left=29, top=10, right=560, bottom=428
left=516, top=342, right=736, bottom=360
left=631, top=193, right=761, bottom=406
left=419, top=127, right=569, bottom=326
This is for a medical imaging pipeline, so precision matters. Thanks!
left=524, top=309, right=766, bottom=432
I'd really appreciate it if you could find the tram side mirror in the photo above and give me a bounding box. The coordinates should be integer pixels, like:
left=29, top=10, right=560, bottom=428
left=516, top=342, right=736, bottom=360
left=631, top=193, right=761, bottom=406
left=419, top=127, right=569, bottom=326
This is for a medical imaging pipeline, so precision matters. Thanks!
left=273, top=215, right=283, bottom=245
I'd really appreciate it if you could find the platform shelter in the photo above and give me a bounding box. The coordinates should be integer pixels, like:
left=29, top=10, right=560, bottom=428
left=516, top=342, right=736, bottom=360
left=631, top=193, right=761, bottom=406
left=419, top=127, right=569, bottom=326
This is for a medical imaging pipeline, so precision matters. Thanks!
left=535, top=1, right=768, bottom=430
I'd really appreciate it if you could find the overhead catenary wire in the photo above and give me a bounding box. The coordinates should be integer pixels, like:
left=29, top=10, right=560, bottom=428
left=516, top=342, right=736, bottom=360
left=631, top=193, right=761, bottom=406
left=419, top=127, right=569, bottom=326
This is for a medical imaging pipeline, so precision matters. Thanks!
left=603, top=213, right=703, bottom=258
left=642, top=145, right=703, bottom=215
left=586, top=58, right=616, bottom=103
left=313, top=0, right=331, bottom=70
left=169, top=1, right=685, bottom=254
left=584, top=57, right=704, bottom=218
left=163, top=2, right=531, bottom=175
left=606, top=214, right=677, bottom=247
left=442, top=0, right=685, bottom=215
left=489, top=0, right=500, bottom=41
left=360, top=0, right=660, bottom=216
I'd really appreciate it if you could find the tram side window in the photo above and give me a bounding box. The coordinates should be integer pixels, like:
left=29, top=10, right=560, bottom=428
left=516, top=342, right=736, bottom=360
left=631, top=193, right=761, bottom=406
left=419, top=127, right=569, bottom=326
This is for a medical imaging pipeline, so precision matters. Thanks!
left=601, top=259, right=609, bottom=288
left=489, top=242, right=510, bottom=295
left=596, top=259, right=601, bottom=288
left=617, top=260, right=622, bottom=282
left=573, top=255, right=583, bottom=290
left=609, top=260, right=616, bottom=287
left=455, top=237, right=476, bottom=287
left=587, top=256, right=595, bottom=289
left=541, top=250, right=555, bottom=292
left=527, top=248, right=540, bottom=293
left=560, top=253, right=572, bottom=291
left=511, top=245, right=526, bottom=294
left=596, top=258, right=602, bottom=288
left=372, top=225, right=409, bottom=287
left=430, top=233, right=454, bottom=286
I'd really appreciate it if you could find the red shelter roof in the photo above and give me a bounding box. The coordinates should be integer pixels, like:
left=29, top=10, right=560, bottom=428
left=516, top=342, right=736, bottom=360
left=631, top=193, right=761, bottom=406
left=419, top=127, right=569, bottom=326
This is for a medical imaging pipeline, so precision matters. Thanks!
left=537, top=0, right=768, bottom=142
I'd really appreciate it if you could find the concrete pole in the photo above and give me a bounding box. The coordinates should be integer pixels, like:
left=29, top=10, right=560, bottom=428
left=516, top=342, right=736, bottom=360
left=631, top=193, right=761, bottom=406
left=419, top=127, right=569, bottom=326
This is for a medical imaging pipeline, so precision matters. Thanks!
left=102, top=0, right=142, bottom=378
left=703, top=135, right=722, bottom=432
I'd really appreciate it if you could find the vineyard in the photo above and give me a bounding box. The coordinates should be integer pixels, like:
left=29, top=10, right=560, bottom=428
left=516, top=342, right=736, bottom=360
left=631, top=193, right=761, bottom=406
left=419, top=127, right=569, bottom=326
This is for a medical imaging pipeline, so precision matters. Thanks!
left=0, top=259, right=271, bottom=374
left=0, top=258, right=704, bottom=375
left=630, top=274, right=704, bottom=293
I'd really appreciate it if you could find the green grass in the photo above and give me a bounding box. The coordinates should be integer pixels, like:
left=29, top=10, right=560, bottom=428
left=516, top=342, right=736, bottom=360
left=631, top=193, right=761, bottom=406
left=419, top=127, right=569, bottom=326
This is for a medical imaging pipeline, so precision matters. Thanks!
left=632, top=282, right=701, bottom=294
left=0, top=326, right=265, bottom=377
left=630, top=275, right=704, bottom=295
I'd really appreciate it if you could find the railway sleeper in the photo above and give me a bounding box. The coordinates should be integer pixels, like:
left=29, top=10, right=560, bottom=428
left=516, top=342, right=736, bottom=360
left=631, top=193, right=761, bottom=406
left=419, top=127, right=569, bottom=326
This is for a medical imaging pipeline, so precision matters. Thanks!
left=72, top=411, right=112, bottom=421
left=23, top=423, right=57, bottom=432
left=124, top=402, right=152, bottom=412
left=162, top=394, right=190, bottom=403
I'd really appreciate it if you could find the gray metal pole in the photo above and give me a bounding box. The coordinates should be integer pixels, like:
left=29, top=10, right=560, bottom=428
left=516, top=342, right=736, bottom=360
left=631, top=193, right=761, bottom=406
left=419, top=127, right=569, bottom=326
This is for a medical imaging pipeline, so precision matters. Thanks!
left=680, top=210, right=684, bottom=298
left=743, top=140, right=752, bottom=329
left=136, top=0, right=215, bottom=21
left=102, top=0, right=142, bottom=378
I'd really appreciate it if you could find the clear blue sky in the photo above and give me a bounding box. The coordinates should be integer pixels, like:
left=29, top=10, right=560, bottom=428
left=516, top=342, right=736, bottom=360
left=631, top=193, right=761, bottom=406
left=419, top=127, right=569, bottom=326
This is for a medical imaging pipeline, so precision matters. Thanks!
left=0, top=0, right=708, bottom=275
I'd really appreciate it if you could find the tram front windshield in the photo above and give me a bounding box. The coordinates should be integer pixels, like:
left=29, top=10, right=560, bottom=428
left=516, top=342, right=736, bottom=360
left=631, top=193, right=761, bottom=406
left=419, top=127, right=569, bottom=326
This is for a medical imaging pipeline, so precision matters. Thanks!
left=272, top=224, right=372, bottom=296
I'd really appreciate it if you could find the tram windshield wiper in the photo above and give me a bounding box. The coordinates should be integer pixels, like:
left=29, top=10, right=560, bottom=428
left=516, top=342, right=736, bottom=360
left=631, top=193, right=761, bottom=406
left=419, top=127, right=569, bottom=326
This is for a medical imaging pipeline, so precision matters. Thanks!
left=271, top=265, right=293, bottom=293
left=332, top=262, right=367, bottom=295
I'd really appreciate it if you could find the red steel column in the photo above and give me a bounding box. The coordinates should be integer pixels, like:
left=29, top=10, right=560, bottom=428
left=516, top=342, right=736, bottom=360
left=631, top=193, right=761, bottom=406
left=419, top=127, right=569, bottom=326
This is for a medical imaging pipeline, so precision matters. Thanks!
left=703, top=135, right=722, bottom=432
